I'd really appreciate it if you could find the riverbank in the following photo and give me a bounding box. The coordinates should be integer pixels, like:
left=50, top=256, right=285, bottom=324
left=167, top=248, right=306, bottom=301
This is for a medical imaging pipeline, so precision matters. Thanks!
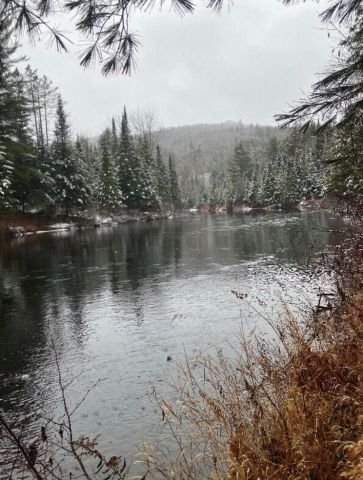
left=0, top=199, right=340, bottom=239
left=196, top=197, right=329, bottom=214
left=0, top=210, right=175, bottom=238
left=141, top=228, right=363, bottom=480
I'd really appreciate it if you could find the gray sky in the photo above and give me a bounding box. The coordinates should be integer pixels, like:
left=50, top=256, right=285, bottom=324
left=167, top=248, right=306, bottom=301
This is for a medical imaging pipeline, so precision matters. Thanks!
left=21, top=0, right=333, bottom=135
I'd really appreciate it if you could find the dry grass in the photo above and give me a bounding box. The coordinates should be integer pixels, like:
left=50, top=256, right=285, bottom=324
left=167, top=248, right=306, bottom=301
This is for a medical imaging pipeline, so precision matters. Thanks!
left=138, top=235, right=363, bottom=480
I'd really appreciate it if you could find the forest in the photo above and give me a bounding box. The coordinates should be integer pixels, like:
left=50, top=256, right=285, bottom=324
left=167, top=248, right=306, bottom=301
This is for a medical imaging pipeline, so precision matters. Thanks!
left=2, top=14, right=362, bottom=218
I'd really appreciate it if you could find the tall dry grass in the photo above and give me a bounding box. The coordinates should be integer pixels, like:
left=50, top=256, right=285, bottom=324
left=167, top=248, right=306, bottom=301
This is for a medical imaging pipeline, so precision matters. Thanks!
left=138, top=234, right=363, bottom=480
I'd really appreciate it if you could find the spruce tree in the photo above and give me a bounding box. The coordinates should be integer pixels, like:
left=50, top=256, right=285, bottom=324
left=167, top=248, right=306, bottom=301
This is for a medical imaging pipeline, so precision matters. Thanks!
left=73, top=138, right=92, bottom=208
left=97, top=128, right=123, bottom=211
left=111, top=117, right=118, bottom=157
left=327, top=120, right=363, bottom=198
left=118, top=107, right=155, bottom=209
left=245, top=166, right=261, bottom=206
left=155, top=145, right=171, bottom=206
left=168, top=155, right=181, bottom=209
left=52, top=95, right=83, bottom=215
left=137, top=134, right=158, bottom=208
left=227, top=141, right=252, bottom=205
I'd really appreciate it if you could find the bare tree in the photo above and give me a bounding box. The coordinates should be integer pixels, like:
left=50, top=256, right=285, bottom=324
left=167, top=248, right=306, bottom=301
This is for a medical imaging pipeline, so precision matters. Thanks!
left=131, top=108, right=159, bottom=152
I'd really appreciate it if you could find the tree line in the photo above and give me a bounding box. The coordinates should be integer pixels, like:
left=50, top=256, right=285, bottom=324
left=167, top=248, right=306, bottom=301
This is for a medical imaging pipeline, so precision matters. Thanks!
left=198, top=128, right=329, bottom=209
left=0, top=20, right=181, bottom=215
left=158, top=123, right=359, bottom=210
left=1, top=13, right=362, bottom=215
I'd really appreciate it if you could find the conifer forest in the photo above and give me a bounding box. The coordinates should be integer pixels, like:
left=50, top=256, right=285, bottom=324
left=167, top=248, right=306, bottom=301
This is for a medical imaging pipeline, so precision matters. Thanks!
left=1, top=10, right=362, bottom=217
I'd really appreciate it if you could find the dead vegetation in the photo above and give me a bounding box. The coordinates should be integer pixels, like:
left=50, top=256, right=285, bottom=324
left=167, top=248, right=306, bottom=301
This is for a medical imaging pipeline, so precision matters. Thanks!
left=0, top=339, right=129, bottom=480
left=139, top=234, right=363, bottom=480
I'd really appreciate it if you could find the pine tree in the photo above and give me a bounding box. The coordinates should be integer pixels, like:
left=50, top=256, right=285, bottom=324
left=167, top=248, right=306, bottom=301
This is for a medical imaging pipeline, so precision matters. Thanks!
left=10, top=68, right=41, bottom=212
left=97, top=128, right=123, bottom=211
left=0, top=18, right=19, bottom=148
left=24, top=66, right=59, bottom=209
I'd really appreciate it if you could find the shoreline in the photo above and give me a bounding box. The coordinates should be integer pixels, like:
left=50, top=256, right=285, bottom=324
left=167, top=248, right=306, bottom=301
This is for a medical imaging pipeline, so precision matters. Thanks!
left=0, top=199, right=342, bottom=239
left=0, top=210, right=176, bottom=239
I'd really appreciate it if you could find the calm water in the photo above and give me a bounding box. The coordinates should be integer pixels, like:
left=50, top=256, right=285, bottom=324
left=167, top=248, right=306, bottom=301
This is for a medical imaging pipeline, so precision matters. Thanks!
left=0, top=211, right=344, bottom=467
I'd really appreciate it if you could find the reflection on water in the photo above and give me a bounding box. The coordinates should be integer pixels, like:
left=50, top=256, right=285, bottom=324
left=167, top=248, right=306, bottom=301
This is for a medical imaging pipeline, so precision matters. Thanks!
left=0, top=211, right=344, bottom=462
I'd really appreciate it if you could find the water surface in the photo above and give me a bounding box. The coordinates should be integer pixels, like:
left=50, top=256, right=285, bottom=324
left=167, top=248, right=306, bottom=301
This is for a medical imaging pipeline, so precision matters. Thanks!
left=0, top=211, right=344, bottom=465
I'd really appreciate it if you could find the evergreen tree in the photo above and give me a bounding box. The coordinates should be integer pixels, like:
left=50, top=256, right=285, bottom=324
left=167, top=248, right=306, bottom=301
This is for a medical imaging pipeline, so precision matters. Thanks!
left=245, top=166, right=261, bottom=206
left=278, top=0, right=363, bottom=130
left=0, top=22, right=38, bottom=211
left=209, top=169, right=227, bottom=207
left=227, top=141, right=252, bottom=204
left=24, top=66, right=59, bottom=209
left=168, top=155, right=181, bottom=208
left=261, top=157, right=279, bottom=205
left=137, top=134, right=158, bottom=208
left=73, top=138, right=92, bottom=208
left=0, top=142, right=14, bottom=209
left=155, top=145, right=170, bottom=205
left=52, top=95, right=84, bottom=214
left=97, top=128, right=123, bottom=211
left=118, top=107, right=155, bottom=209
left=279, top=154, right=305, bottom=206
left=10, top=68, right=40, bottom=212
left=111, top=117, right=118, bottom=157
left=327, top=120, right=363, bottom=198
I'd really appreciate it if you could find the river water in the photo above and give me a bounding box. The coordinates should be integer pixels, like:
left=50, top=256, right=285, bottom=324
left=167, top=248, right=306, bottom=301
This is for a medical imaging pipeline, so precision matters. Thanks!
left=0, top=211, right=344, bottom=469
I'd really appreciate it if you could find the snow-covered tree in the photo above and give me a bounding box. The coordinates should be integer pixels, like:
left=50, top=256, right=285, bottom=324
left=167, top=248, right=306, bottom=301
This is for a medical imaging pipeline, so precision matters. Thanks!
left=155, top=145, right=170, bottom=206
left=52, top=95, right=86, bottom=214
left=0, top=143, right=14, bottom=209
left=168, top=154, right=181, bottom=208
left=97, top=128, right=123, bottom=211
left=327, top=120, right=363, bottom=198
left=245, top=166, right=261, bottom=206
left=227, top=141, right=252, bottom=205
left=118, top=107, right=156, bottom=209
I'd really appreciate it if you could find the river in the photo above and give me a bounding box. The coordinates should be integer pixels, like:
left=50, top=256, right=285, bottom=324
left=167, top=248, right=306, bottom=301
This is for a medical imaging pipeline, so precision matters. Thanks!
left=0, top=211, right=345, bottom=471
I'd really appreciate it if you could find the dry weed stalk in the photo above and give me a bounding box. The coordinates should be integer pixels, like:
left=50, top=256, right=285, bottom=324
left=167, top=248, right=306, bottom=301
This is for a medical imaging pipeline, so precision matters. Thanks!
left=138, top=233, right=363, bottom=480
left=0, top=338, right=128, bottom=479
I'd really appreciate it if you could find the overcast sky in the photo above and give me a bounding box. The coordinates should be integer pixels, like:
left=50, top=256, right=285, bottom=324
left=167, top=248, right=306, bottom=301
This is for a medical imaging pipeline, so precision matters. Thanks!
left=20, top=0, right=333, bottom=136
